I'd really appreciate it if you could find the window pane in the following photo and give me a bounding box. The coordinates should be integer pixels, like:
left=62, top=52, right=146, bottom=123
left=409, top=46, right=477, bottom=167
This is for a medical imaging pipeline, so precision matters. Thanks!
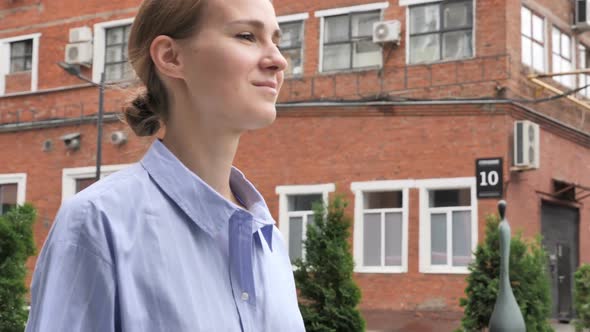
left=281, top=48, right=303, bottom=76
left=532, top=42, right=545, bottom=72
left=364, top=191, right=402, bottom=209
left=442, top=30, right=472, bottom=60
left=123, top=62, right=134, bottom=79
left=552, top=28, right=560, bottom=54
left=105, top=63, right=123, bottom=81
left=289, top=216, right=303, bottom=262
left=323, top=43, right=351, bottom=71
left=384, top=212, right=402, bottom=266
left=288, top=194, right=322, bottom=211
left=306, top=213, right=314, bottom=229
left=522, top=36, right=532, bottom=66
left=353, top=40, right=382, bottom=68
left=429, top=188, right=471, bottom=207
left=562, top=33, right=571, bottom=59
left=443, top=1, right=472, bottom=29
left=279, top=21, right=303, bottom=48
left=0, top=184, right=18, bottom=215
left=452, top=211, right=472, bottom=266
left=410, top=34, right=440, bottom=64
left=10, top=41, right=26, bottom=57
left=106, top=27, right=125, bottom=45
left=75, top=178, right=96, bottom=193
left=10, top=59, right=25, bottom=73
left=25, top=58, right=32, bottom=70
left=352, top=11, right=380, bottom=38
left=106, top=45, right=124, bottom=62
left=325, top=15, right=349, bottom=43
left=363, top=213, right=381, bottom=266
left=521, top=7, right=531, bottom=38
left=532, top=14, right=544, bottom=42
left=431, top=213, right=447, bottom=265
left=410, top=4, right=439, bottom=34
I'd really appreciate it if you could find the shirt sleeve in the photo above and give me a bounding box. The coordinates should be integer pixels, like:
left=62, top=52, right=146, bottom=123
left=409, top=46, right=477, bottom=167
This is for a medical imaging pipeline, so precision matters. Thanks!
left=25, top=241, right=117, bottom=332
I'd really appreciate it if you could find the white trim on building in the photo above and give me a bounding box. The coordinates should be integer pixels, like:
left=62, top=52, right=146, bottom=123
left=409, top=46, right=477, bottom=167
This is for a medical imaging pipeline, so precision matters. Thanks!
left=92, top=18, right=135, bottom=83
left=0, top=33, right=41, bottom=96
left=61, top=164, right=130, bottom=202
left=0, top=173, right=27, bottom=205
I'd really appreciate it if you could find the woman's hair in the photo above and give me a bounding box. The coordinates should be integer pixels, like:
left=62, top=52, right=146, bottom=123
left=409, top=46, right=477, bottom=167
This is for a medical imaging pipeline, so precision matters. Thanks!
left=124, top=0, right=205, bottom=136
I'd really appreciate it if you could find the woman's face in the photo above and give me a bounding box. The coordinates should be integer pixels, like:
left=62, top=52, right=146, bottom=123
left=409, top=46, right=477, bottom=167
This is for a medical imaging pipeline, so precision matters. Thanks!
left=177, top=0, right=287, bottom=134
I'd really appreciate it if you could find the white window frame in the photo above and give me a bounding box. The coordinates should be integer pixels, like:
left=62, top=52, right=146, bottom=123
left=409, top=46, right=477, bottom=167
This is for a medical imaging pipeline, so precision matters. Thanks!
left=92, top=18, right=135, bottom=83
left=62, top=164, right=130, bottom=202
left=0, top=33, right=41, bottom=96
left=276, top=183, right=335, bottom=264
left=351, top=180, right=413, bottom=274
left=0, top=173, right=27, bottom=207
left=403, top=0, right=476, bottom=65
left=315, top=2, right=389, bottom=73
left=521, top=6, right=547, bottom=73
left=277, top=12, right=309, bottom=77
left=551, top=26, right=574, bottom=88
left=578, top=43, right=590, bottom=98
left=416, top=177, right=478, bottom=274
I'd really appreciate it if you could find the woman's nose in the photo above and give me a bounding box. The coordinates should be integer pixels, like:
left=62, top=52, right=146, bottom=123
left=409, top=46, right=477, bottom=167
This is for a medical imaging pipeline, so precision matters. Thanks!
left=261, top=44, right=288, bottom=72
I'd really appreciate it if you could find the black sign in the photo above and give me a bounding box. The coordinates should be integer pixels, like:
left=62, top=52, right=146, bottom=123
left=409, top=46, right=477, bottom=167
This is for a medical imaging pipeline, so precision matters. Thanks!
left=476, top=158, right=503, bottom=198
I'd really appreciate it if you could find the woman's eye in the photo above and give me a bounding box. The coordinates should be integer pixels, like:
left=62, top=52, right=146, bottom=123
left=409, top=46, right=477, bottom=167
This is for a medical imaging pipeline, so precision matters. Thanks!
left=237, top=33, right=256, bottom=42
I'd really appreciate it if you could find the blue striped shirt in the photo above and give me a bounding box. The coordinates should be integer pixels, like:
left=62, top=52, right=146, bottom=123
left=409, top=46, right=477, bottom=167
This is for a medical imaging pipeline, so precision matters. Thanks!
left=26, top=139, right=305, bottom=331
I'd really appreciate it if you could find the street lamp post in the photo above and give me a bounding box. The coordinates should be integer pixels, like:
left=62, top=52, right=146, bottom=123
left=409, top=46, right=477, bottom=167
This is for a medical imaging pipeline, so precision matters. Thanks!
left=57, top=62, right=105, bottom=181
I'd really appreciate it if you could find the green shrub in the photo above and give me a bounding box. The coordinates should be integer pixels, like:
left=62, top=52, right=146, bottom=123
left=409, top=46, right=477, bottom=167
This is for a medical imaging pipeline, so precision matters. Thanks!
left=458, top=213, right=553, bottom=332
left=574, top=264, right=590, bottom=331
left=293, top=195, right=365, bottom=332
left=0, top=204, right=37, bottom=332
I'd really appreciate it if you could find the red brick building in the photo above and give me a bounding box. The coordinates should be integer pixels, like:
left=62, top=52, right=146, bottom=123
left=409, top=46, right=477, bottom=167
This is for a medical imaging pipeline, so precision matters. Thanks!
left=1, top=0, right=589, bottom=329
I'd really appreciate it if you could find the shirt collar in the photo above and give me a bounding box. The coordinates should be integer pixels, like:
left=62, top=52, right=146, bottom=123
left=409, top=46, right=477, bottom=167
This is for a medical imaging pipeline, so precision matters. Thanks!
left=139, top=139, right=274, bottom=248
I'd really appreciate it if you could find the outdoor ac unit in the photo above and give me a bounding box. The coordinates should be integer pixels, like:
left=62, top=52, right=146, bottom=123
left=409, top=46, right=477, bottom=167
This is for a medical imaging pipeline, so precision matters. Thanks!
left=69, top=27, right=92, bottom=43
left=574, top=0, right=590, bottom=31
left=65, top=42, right=93, bottom=65
left=513, top=120, right=540, bottom=169
left=372, top=20, right=401, bottom=44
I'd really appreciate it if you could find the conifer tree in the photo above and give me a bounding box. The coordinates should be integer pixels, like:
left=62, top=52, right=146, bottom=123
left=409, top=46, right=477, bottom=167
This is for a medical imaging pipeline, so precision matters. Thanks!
left=458, top=214, right=552, bottom=332
left=293, top=195, right=365, bottom=332
left=0, top=204, right=37, bottom=331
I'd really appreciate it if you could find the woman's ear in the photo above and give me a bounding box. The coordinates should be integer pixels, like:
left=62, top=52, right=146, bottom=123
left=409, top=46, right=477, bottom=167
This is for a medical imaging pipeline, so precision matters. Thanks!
left=150, top=35, right=184, bottom=80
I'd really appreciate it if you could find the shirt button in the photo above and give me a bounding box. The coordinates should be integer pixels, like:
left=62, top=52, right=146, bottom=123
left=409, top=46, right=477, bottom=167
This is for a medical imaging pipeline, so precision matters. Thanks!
left=241, top=292, right=249, bottom=301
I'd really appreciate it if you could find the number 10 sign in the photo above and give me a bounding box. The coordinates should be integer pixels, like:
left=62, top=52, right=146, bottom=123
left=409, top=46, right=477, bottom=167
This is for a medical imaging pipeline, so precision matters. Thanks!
left=476, top=158, right=503, bottom=198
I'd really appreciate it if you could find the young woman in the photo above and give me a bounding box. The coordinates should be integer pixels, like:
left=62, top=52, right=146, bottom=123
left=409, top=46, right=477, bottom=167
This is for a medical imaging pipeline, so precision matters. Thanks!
left=25, top=0, right=305, bottom=330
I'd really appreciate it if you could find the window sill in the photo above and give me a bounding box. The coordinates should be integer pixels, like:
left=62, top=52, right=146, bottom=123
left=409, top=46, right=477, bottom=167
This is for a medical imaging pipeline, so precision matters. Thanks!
left=318, top=65, right=382, bottom=76
left=407, top=55, right=476, bottom=67
left=354, top=266, right=407, bottom=274
left=420, top=266, right=470, bottom=274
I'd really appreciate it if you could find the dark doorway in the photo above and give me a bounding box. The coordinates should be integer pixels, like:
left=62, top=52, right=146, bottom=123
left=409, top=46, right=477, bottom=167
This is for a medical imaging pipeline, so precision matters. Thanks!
left=541, top=202, right=579, bottom=322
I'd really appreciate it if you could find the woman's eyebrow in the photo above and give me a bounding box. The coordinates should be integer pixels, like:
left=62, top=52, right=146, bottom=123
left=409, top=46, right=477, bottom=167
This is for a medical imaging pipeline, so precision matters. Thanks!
left=226, top=19, right=282, bottom=40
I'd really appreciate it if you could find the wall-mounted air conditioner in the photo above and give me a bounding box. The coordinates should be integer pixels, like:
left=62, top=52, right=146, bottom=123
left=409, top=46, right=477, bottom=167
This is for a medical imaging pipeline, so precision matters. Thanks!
left=513, top=120, right=540, bottom=170
left=373, top=20, right=401, bottom=44
left=65, top=42, right=93, bottom=65
left=69, top=27, right=92, bottom=43
left=574, top=0, right=590, bottom=31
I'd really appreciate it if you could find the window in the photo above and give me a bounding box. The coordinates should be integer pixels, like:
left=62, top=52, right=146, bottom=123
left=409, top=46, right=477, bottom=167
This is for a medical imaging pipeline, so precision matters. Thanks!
left=0, top=33, right=41, bottom=95
left=552, top=27, right=573, bottom=88
left=0, top=174, right=26, bottom=215
left=62, top=165, right=130, bottom=202
left=278, top=13, right=308, bottom=77
left=276, top=183, right=335, bottom=264
left=9, top=39, right=32, bottom=73
left=351, top=180, right=411, bottom=273
left=417, top=177, right=477, bottom=274
left=92, top=18, right=134, bottom=83
left=521, top=6, right=545, bottom=72
left=315, top=2, right=389, bottom=72
left=578, top=44, right=590, bottom=98
left=407, top=0, right=473, bottom=64
left=104, top=25, right=133, bottom=81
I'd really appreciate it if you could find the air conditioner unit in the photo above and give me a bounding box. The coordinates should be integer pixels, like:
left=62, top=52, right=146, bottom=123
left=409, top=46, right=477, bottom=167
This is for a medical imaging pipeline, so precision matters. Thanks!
left=373, top=20, right=401, bottom=44
left=513, top=120, right=540, bottom=170
left=574, top=0, right=590, bottom=31
left=69, top=27, right=92, bottom=43
left=65, top=42, right=93, bottom=65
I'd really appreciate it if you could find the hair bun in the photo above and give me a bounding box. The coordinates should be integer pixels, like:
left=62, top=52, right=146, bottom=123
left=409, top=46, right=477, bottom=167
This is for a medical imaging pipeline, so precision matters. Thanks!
left=124, top=92, right=161, bottom=137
